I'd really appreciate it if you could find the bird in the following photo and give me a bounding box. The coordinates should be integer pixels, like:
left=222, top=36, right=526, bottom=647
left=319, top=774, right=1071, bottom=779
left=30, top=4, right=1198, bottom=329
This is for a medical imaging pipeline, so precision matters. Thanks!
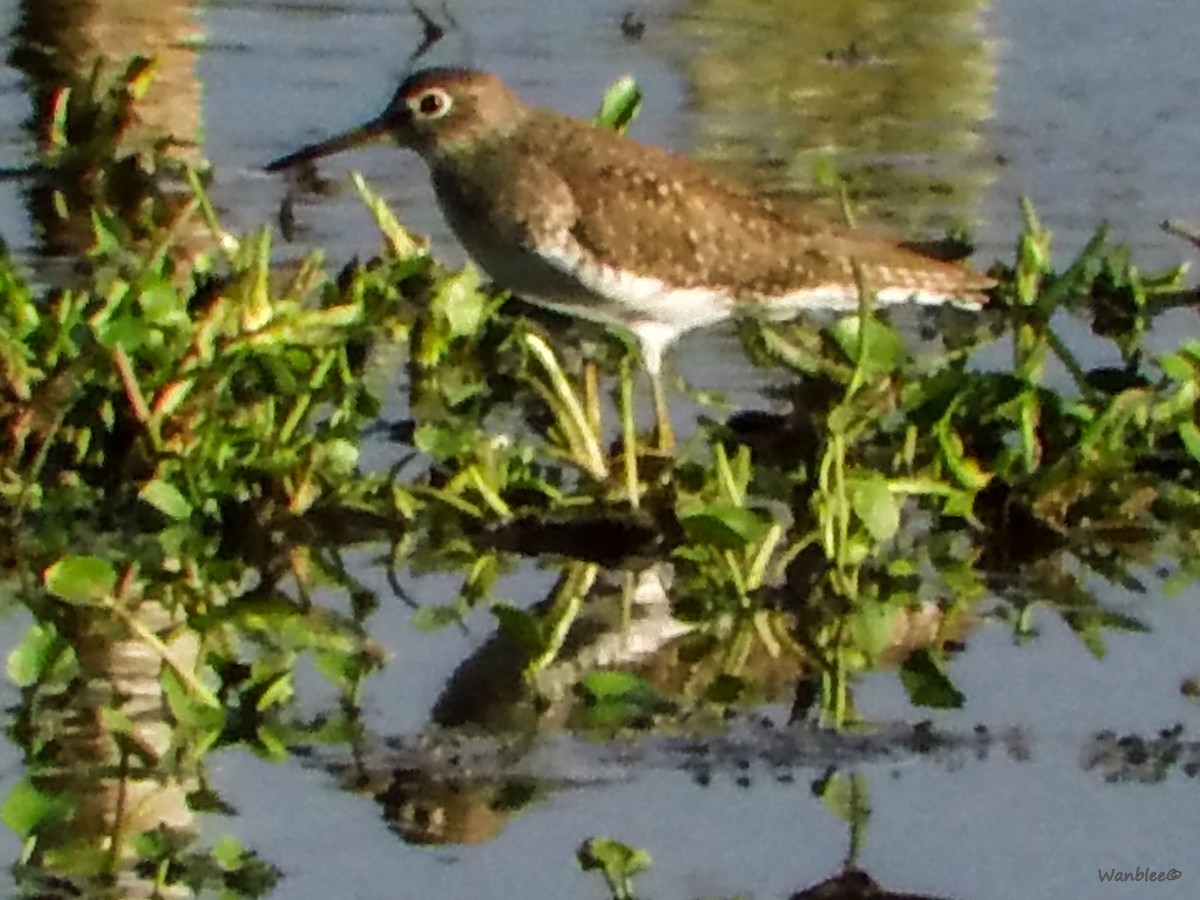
left=266, top=67, right=993, bottom=449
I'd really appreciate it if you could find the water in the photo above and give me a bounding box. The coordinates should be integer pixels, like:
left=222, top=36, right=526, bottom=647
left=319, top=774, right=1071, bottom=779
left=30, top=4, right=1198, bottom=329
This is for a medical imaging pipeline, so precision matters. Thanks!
left=0, top=1, right=1198, bottom=898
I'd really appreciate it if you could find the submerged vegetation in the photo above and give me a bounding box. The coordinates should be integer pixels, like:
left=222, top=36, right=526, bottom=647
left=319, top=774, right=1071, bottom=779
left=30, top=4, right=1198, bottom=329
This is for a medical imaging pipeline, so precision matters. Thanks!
left=0, top=59, right=1198, bottom=896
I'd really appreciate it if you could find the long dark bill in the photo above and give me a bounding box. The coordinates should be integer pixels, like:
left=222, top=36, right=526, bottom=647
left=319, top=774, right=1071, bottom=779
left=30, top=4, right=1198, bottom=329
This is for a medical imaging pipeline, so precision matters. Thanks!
left=264, top=115, right=393, bottom=173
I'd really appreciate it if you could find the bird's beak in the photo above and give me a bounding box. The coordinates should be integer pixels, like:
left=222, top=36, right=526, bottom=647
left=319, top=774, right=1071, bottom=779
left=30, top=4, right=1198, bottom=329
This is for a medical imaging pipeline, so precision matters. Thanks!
left=265, top=113, right=395, bottom=173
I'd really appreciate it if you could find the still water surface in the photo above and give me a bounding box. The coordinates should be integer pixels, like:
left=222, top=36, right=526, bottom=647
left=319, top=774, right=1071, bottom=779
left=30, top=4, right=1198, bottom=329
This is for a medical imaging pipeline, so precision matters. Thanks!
left=0, top=1, right=1198, bottom=898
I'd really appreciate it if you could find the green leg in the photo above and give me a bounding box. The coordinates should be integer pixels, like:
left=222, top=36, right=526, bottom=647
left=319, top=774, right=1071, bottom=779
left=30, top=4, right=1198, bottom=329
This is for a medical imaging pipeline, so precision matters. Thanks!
left=650, top=367, right=675, bottom=453
left=619, top=357, right=640, bottom=508
left=636, top=328, right=676, bottom=454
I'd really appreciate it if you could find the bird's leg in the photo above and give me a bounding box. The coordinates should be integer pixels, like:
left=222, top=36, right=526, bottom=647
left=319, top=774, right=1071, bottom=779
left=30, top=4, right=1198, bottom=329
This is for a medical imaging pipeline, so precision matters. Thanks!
left=649, top=367, right=675, bottom=453
left=618, top=356, right=641, bottom=509
left=637, top=329, right=675, bottom=454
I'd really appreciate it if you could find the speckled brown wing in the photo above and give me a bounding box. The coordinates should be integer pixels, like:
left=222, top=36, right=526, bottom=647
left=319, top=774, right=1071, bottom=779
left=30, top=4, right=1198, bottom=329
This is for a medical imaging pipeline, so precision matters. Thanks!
left=511, top=111, right=992, bottom=305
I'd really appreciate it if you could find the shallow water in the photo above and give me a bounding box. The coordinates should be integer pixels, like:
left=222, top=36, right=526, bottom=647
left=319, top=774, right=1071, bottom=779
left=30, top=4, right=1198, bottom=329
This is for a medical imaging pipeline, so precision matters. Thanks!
left=0, top=1, right=1198, bottom=898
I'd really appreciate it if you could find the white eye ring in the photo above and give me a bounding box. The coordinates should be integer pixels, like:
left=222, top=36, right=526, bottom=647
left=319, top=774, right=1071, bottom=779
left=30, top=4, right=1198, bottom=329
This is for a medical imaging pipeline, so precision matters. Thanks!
left=411, top=88, right=453, bottom=119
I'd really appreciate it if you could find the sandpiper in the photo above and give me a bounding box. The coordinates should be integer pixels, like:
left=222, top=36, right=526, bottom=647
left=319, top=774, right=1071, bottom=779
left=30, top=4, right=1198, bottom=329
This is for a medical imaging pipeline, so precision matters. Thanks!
left=267, top=67, right=992, bottom=446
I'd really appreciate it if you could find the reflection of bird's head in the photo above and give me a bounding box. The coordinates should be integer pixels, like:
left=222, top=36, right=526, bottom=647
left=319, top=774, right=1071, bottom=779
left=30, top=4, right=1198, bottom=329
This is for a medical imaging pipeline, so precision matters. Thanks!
left=379, top=771, right=533, bottom=845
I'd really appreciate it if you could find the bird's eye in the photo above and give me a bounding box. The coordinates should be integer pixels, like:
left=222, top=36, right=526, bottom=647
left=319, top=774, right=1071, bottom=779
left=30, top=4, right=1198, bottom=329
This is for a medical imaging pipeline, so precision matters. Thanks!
left=413, top=89, right=452, bottom=119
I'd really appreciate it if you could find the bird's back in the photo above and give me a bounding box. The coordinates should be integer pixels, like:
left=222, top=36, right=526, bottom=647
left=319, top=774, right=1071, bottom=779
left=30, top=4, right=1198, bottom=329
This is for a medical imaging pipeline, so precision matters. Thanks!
left=493, top=109, right=993, bottom=309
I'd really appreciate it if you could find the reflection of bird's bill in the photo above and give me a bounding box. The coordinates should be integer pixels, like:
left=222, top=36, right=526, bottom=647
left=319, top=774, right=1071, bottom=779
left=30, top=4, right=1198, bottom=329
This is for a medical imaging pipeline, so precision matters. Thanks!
left=409, top=2, right=446, bottom=63
left=265, top=116, right=392, bottom=173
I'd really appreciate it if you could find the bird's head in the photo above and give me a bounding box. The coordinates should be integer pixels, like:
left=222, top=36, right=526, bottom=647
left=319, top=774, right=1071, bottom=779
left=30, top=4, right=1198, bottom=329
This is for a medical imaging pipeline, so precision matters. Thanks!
left=266, top=67, right=527, bottom=172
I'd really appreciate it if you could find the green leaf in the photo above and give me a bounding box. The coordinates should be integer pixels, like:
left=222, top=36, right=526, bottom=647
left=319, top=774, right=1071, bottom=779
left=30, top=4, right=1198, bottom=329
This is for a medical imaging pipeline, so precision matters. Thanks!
left=6, top=623, right=62, bottom=687
left=899, top=650, right=964, bottom=709
left=677, top=501, right=771, bottom=551
left=2, top=780, right=75, bottom=837
left=578, top=671, right=671, bottom=726
left=848, top=475, right=901, bottom=543
left=431, top=267, right=486, bottom=338
left=810, top=154, right=843, bottom=191
left=578, top=836, right=652, bottom=873
left=578, top=836, right=652, bottom=899
left=47, top=86, right=70, bottom=150
left=491, top=603, right=543, bottom=653
left=411, top=604, right=464, bottom=632
left=140, top=478, right=193, bottom=520
left=254, top=723, right=290, bottom=760
left=317, top=438, right=360, bottom=477
left=313, top=649, right=359, bottom=688
left=124, top=56, right=159, bottom=101
left=848, top=600, right=895, bottom=660
left=1160, top=351, right=1199, bottom=382
left=97, top=313, right=149, bottom=351
left=292, top=304, right=361, bottom=332
left=43, top=556, right=117, bottom=605
left=757, top=324, right=827, bottom=375
left=351, top=172, right=422, bottom=258
left=138, top=278, right=186, bottom=324
left=133, top=827, right=174, bottom=859
left=256, top=672, right=293, bottom=711
left=1178, top=421, right=1200, bottom=464
left=704, top=673, right=749, bottom=704
left=162, top=666, right=226, bottom=733
left=593, top=77, right=643, bottom=132
left=935, top=421, right=991, bottom=490
left=578, top=672, right=652, bottom=705
left=817, top=771, right=869, bottom=825
left=828, top=315, right=906, bottom=377
left=212, top=834, right=246, bottom=871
